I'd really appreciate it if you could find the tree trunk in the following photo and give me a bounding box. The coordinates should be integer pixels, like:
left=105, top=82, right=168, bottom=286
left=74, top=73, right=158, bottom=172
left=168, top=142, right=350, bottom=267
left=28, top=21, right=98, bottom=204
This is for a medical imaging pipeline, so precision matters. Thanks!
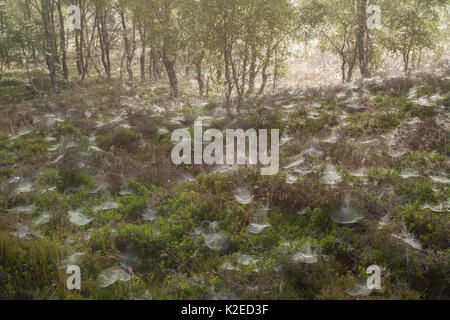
left=258, top=63, right=269, bottom=96
left=119, top=9, right=133, bottom=82
left=97, top=9, right=111, bottom=80
left=162, top=54, right=178, bottom=99
left=357, top=0, right=368, bottom=78
left=40, top=0, right=60, bottom=89
left=341, top=60, right=347, bottom=83
left=231, top=51, right=246, bottom=114
left=194, top=58, right=204, bottom=97
left=148, top=47, right=153, bottom=80
left=140, top=49, right=146, bottom=82
left=150, top=45, right=161, bottom=79
left=272, top=49, right=279, bottom=93
left=138, top=27, right=146, bottom=82
left=247, top=44, right=257, bottom=96
left=258, top=47, right=272, bottom=96
left=82, top=9, right=98, bottom=79
left=403, top=51, right=410, bottom=74
left=223, top=47, right=233, bottom=114
left=56, top=0, right=68, bottom=80
left=75, top=30, right=82, bottom=76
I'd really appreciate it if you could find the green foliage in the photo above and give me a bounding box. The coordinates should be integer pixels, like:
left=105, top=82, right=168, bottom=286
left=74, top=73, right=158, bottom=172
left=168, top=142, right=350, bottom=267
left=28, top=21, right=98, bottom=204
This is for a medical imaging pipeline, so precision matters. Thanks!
left=345, top=112, right=402, bottom=137
left=380, top=0, right=447, bottom=72
left=56, top=169, right=95, bottom=192
left=400, top=202, right=449, bottom=249
left=97, top=128, right=141, bottom=153
left=55, top=122, right=80, bottom=138
left=0, top=232, right=65, bottom=299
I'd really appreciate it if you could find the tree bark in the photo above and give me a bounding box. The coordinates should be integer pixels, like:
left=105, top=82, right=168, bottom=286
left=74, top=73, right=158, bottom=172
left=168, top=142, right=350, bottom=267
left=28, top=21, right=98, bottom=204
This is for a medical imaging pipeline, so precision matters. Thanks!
left=56, top=0, right=68, bottom=80
left=138, top=25, right=146, bottom=82
left=357, top=0, right=368, bottom=78
left=223, top=46, right=233, bottom=114
left=40, top=0, right=60, bottom=89
left=162, top=53, right=178, bottom=99
left=247, top=44, right=257, bottom=96
left=194, top=58, right=204, bottom=97
left=96, top=7, right=111, bottom=80
left=119, top=8, right=134, bottom=81
left=258, top=64, right=268, bottom=96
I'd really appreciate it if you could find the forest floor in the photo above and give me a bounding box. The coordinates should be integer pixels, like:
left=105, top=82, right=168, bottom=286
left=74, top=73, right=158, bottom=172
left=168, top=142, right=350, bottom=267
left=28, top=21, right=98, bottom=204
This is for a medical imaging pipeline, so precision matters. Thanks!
left=0, top=67, right=449, bottom=299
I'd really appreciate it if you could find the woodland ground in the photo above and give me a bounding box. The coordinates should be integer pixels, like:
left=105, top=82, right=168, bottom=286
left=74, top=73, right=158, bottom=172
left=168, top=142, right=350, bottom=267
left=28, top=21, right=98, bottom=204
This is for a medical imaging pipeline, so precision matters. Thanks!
left=0, top=64, right=449, bottom=300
